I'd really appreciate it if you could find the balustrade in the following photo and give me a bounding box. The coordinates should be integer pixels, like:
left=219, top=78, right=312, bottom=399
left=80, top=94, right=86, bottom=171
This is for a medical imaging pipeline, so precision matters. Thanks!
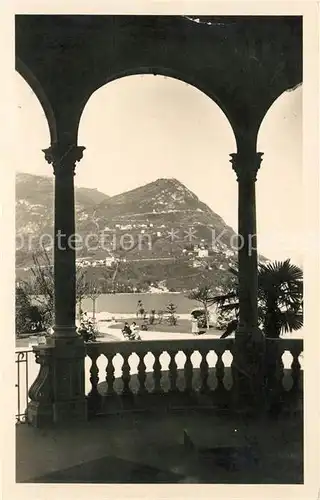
left=15, top=338, right=303, bottom=422
left=85, top=338, right=303, bottom=416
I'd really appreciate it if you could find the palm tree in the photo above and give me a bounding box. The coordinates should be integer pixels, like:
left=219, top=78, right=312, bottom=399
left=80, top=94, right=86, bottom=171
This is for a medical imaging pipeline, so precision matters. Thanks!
left=214, top=259, right=303, bottom=339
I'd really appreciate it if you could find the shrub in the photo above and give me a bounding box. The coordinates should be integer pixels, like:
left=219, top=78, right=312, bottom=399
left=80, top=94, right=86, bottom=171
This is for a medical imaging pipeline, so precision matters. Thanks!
left=166, top=302, right=178, bottom=326
left=149, top=309, right=156, bottom=325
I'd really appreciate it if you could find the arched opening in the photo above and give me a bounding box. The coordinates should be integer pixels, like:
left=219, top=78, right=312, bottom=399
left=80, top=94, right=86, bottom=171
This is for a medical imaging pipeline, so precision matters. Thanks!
left=15, top=72, right=53, bottom=270
left=257, top=86, right=302, bottom=265
left=15, top=71, right=51, bottom=176
left=16, top=59, right=56, bottom=143
left=78, top=74, right=237, bottom=231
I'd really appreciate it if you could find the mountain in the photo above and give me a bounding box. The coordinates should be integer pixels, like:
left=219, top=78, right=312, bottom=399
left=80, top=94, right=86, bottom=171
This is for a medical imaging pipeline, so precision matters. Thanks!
left=16, top=172, right=109, bottom=237
left=78, top=177, right=238, bottom=257
left=16, top=174, right=241, bottom=291
left=16, top=172, right=109, bottom=206
left=16, top=172, right=110, bottom=266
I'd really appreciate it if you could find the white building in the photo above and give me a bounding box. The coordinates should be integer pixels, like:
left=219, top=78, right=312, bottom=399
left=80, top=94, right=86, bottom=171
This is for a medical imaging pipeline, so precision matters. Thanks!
left=198, top=248, right=209, bottom=258
left=105, top=256, right=116, bottom=267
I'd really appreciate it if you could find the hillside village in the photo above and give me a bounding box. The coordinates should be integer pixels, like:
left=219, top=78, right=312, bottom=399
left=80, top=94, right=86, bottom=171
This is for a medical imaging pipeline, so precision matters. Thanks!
left=16, top=174, right=248, bottom=291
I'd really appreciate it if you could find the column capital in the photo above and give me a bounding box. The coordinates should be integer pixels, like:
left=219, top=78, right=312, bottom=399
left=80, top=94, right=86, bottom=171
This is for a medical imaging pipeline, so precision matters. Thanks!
left=42, top=143, right=85, bottom=176
left=230, top=151, right=264, bottom=182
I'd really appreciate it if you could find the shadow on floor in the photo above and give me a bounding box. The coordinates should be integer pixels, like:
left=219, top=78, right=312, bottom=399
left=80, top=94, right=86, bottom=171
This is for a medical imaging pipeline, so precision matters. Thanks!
left=25, top=455, right=185, bottom=483
left=17, top=410, right=303, bottom=484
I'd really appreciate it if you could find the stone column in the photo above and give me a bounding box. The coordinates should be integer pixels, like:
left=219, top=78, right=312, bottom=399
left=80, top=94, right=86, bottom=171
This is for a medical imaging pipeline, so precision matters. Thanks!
left=229, top=145, right=266, bottom=412
left=230, top=148, right=263, bottom=332
left=27, top=143, right=88, bottom=426
left=43, top=143, right=85, bottom=336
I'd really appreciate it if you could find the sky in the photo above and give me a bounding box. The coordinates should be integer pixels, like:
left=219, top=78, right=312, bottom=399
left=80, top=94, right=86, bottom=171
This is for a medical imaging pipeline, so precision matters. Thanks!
left=15, top=72, right=302, bottom=266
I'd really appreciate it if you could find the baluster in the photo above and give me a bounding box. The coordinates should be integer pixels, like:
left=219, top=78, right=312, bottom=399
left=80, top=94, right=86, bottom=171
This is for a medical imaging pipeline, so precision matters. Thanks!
left=87, top=353, right=101, bottom=414
left=199, top=349, right=209, bottom=393
left=265, top=340, right=277, bottom=392
left=121, top=353, right=131, bottom=395
left=184, top=349, right=193, bottom=394
left=215, top=349, right=225, bottom=392
left=275, top=346, right=285, bottom=391
left=168, top=350, right=178, bottom=392
left=290, top=346, right=302, bottom=393
left=153, top=350, right=162, bottom=393
left=137, top=353, right=147, bottom=394
left=105, top=353, right=115, bottom=395
left=89, top=353, right=99, bottom=395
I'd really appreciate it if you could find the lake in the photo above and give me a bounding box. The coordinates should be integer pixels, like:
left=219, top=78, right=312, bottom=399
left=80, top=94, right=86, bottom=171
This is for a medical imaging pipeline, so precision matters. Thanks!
left=81, top=292, right=201, bottom=315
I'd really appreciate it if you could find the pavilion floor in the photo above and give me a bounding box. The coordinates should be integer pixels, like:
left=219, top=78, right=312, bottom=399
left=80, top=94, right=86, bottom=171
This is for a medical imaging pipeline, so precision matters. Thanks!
left=16, top=408, right=303, bottom=484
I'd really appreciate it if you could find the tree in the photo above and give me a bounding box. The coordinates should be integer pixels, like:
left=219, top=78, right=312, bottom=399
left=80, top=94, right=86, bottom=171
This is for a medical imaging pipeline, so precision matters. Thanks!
left=149, top=309, right=156, bottom=325
left=16, top=285, right=32, bottom=335
left=22, top=247, right=93, bottom=328
left=166, top=302, right=178, bottom=326
left=187, top=285, right=216, bottom=329
left=157, top=309, right=164, bottom=324
left=15, top=284, right=44, bottom=335
left=85, top=279, right=101, bottom=324
left=136, top=299, right=145, bottom=319
left=24, top=249, right=54, bottom=328
left=213, top=259, right=303, bottom=339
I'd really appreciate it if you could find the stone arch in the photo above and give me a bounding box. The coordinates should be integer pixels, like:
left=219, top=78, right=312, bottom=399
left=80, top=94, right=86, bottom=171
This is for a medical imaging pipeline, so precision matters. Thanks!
left=76, top=67, right=237, bottom=147
left=257, top=85, right=302, bottom=151
left=16, top=57, right=57, bottom=143
left=256, top=85, right=302, bottom=263
left=257, top=83, right=302, bottom=146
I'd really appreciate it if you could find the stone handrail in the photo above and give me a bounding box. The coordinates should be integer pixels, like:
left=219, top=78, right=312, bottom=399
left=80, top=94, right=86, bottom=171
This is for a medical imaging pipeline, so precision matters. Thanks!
left=85, top=337, right=303, bottom=416
left=86, top=337, right=233, bottom=356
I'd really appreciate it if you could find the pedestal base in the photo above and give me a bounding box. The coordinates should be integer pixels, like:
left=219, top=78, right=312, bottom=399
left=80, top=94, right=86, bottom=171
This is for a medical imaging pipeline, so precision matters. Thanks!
left=53, top=399, right=87, bottom=423
left=231, top=326, right=266, bottom=413
left=27, top=401, right=54, bottom=428
left=27, top=333, right=87, bottom=427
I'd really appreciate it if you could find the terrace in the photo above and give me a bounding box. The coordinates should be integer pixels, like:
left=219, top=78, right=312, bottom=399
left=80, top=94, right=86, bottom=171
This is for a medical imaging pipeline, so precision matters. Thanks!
left=15, top=14, right=303, bottom=484
left=16, top=333, right=303, bottom=483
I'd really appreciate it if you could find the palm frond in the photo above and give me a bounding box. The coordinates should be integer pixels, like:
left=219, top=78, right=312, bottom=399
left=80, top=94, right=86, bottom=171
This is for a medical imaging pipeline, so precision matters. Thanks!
left=259, top=259, right=303, bottom=287
left=218, top=302, right=240, bottom=312
left=279, top=311, right=304, bottom=333
left=220, top=319, right=238, bottom=338
left=212, top=292, right=238, bottom=305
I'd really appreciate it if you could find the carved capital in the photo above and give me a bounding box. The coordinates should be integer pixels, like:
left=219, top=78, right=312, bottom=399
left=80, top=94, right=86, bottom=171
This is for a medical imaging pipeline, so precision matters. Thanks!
left=230, top=151, right=263, bottom=182
left=42, top=144, right=85, bottom=176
